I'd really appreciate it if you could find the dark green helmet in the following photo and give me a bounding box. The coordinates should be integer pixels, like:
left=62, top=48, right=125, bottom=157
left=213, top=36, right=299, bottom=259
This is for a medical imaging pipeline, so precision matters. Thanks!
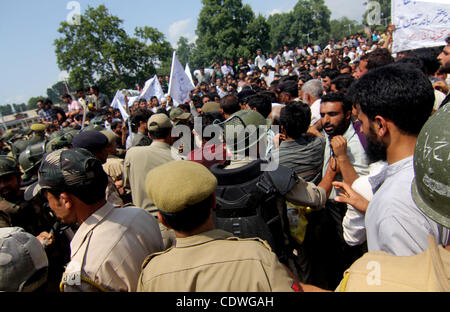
left=0, top=155, right=21, bottom=178
left=11, top=140, right=29, bottom=160
left=222, top=110, right=268, bottom=155
left=412, top=104, right=450, bottom=228
left=0, top=130, right=14, bottom=141
left=48, top=130, right=64, bottom=142
left=2, top=131, right=22, bottom=145
left=22, top=127, right=32, bottom=136
left=81, top=124, right=105, bottom=132
left=26, top=135, right=46, bottom=147
left=46, top=131, right=76, bottom=153
left=90, top=115, right=105, bottom=127
left=18, top=142, right=46, bottom=182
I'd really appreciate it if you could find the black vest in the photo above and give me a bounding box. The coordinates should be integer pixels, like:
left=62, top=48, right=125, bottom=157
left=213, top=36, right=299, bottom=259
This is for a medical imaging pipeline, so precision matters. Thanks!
left=210, top=160, right=298, bottom=263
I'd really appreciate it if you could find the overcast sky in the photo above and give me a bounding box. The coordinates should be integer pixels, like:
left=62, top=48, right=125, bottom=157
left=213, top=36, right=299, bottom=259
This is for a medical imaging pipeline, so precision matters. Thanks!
left=0, top=0, right=366, bottom=107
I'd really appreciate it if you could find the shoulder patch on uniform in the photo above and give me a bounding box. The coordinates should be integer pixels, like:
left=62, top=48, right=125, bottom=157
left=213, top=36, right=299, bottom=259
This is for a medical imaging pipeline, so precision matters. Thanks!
left=225, top=236, right=273, bottom=252
left=141, top=247, right=175, bottom=269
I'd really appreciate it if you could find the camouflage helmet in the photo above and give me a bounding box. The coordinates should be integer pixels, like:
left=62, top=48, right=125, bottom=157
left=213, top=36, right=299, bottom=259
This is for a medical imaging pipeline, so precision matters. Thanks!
left=46, top=130, right=76, bottom=153
left=22, top=127, right=32, bottom=137
left=411, top=103, right=450, bottom=228
left=19, top=141, right=46, bottom=182
left=222, top=110, right=268, bottom=155
left=26, top=135, right=46, bottom=147
left=0, top=155, right=21, bottom=178
left=11, top=140, right=29, bottom=160
left=48, top=130, right=64, bottom=142
left=1, top=130, right=16, bottom=142
left=2, top=131, right=22, bottom=145
left=90, top=115, right=105, bottom=127
left=80, top=124, right=105, bottom=132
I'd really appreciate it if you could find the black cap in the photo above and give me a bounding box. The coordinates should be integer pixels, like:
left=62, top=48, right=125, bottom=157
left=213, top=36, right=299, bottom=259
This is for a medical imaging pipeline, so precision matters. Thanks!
left=72, top=131, right=109, bottom=153
left=24, top=148, right=106, bottom=201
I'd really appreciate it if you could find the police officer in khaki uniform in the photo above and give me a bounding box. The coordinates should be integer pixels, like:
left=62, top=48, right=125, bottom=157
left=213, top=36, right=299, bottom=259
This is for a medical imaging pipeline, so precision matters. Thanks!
left=124, top=114, right=178, bottom=248
left=137, top=160, right=302, bottom=292
left=25, top=148, right=164, bottom=292
left=27, top=123, right=47, bottom=147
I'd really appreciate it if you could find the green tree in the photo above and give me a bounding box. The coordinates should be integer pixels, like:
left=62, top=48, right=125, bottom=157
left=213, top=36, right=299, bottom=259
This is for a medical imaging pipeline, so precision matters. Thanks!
left=134, top=26, right=174, bottom=77
left=291, top=0, right=331, bottom=47
left=330, top=17, right=365, bottom=41
left=12, top=103, right=26, bottom=113
left=54, top=5, right=173, bottom=98
left=27, top=96, right=46, bottom=111
left=191, top=0, right=255, bottom=68
left=176, top=36, right=195, bottom=67
left=46, top=81, right=68, bottom=105
left=267, top=13, right=294, bottom=52
left=267, top=0, right=331, bottom=50
left=246, top=14, right=271, bottom=57
left=0, top=105, right=13, bottom=116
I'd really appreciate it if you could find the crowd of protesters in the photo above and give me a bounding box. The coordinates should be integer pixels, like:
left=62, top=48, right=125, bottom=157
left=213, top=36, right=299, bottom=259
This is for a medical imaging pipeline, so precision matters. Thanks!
left=0, top=25, right=449, bottom=293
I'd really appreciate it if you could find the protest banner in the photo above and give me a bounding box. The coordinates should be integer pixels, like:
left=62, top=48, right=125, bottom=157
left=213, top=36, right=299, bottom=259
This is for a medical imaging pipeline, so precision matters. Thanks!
left=392, top=0, right=450, bottom=53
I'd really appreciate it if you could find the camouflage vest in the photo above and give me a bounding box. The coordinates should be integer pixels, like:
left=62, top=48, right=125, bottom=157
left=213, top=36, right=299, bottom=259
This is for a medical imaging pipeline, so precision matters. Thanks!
left=0, top=192, right=53, bottom=236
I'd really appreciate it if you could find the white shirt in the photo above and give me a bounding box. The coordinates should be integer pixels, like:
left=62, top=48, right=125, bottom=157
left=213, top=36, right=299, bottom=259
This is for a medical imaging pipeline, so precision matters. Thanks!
left=434, top=89, right=446, bottom=110
left=221, top=65, right=234, bottom=77
left=255, top=55, right=266, bottom=70
left=309, top=99, right=321, bottom=126
left=266, top=58, right=276, bottom=68
left=365, top=157, right=450, bottom=256
left=63, top=203, right=164, bottom=292
left=126, top=133, right=135, bottom=150
left=342, top=161, right=387, bottom=246
left=283, top=50, right=294, bottom=62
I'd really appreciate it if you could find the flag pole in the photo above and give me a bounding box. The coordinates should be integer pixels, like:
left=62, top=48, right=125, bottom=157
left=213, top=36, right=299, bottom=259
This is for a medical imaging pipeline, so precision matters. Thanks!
left=168, top=50, right=176, bottom=98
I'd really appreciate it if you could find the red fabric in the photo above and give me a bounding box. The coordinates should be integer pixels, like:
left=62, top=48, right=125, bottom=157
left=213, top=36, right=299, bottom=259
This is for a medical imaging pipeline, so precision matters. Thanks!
left=188, top=142, right=229, bottom=169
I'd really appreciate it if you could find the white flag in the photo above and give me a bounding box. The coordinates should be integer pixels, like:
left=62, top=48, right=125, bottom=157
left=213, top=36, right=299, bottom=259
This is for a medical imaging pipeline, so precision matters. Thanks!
left=110, top=90, right=129, bottom=120
left=139, top=75, right=165, bottom=102
left=185, top=63, right=195, bottom=88
left=169, top=52, right=195, bottom=106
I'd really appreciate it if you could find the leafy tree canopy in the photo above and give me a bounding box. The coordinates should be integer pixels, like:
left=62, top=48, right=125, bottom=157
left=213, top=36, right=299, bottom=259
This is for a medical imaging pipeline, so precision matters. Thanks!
left=54, top=5, right=173, bottom=98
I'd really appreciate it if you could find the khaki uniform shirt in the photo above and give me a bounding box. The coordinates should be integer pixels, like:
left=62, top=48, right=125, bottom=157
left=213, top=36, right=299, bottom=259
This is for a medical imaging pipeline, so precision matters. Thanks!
left=124, top=141, right=178, bottom=213
left=61, top=202, right=164, bottom=292
left=336, top=236, right=450, bottom=292
left=103, top=157, right=124, bottom=182
left=137, top=229, right=298, bottom=292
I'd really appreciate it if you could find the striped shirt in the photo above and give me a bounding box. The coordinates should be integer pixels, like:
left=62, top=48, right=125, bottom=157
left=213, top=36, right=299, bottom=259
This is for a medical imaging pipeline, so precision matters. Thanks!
left=272, top=136, right=326, bottom=185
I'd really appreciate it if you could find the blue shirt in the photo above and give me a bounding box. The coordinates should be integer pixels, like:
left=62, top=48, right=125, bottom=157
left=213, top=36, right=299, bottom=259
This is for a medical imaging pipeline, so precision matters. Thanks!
left=365, top=156, right=449, bottom=256
left=39, top=108, right=55, bottom=122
